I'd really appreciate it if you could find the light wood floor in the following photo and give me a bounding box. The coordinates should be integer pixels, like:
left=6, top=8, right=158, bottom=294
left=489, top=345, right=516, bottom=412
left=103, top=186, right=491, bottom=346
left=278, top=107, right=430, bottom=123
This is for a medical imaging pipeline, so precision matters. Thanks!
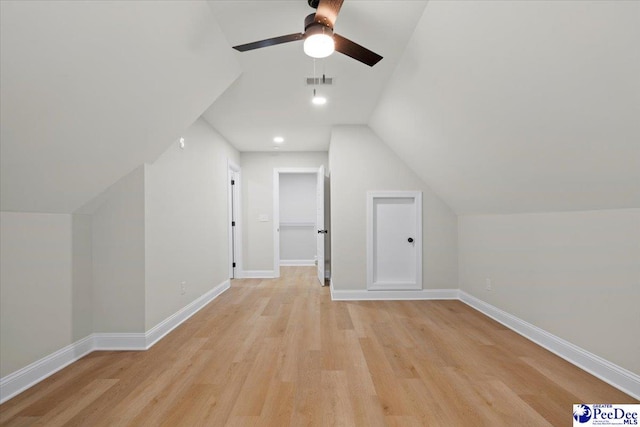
left=1, top=266, right=636, bottom=426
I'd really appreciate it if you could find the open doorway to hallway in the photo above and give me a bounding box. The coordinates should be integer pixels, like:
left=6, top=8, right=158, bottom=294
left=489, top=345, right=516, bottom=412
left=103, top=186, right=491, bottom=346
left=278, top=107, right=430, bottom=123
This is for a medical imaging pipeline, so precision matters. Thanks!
left=273, top=167, right=329, bottom=286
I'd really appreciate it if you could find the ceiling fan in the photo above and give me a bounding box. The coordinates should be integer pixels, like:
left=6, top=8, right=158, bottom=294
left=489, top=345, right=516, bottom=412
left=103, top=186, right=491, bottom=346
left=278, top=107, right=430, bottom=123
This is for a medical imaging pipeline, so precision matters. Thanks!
left=232, top=0, right=383, bottom=67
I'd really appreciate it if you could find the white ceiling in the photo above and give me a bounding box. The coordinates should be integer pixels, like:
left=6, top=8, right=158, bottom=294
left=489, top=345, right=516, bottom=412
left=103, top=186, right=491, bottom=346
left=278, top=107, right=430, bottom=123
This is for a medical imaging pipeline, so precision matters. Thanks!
left=0, top=0, right=240, bottom=213
left=203, top=0, right=427, bottom=151
left=370, top=0, right=640, bottom=214
left=1, top=0, right=637, bottom=216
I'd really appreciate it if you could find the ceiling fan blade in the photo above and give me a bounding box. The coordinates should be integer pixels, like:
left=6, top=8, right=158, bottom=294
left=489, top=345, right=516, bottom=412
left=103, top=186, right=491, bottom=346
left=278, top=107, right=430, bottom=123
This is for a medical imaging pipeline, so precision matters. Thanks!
left=334, top=34, right=383, bottom=67
left=314, top=0, right=344, bottom=28
left=233, top=33, right=304, bottom=52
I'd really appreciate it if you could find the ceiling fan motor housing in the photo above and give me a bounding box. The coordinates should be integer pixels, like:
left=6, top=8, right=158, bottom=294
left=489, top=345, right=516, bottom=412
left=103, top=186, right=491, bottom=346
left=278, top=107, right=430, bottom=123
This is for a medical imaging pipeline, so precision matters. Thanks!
left=304, top=13, right=334, bottom=38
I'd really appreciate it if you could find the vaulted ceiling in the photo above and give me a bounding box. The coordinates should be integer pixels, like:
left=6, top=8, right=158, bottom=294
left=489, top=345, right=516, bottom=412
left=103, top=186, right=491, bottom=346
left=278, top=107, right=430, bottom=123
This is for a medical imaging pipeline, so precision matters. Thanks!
left=370, top=0, right=640, bottom=214
left=205, top=0, right=639, bottom=213
left=1, top=0, right=637, bottom=216
left=203, top=0, right=427, bottom=152
left=1, top=1, right=240, bottom=213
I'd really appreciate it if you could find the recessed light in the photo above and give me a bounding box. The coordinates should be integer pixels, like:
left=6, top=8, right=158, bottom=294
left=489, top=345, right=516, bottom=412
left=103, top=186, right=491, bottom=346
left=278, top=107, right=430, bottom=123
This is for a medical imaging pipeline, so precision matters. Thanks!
left=273, top=136, right=284, bottom=143
left=312, top=95, right=327, bottom=106
left=312, top=88, right=327, bottom=106
left=179, top=137, right=185, bottom=149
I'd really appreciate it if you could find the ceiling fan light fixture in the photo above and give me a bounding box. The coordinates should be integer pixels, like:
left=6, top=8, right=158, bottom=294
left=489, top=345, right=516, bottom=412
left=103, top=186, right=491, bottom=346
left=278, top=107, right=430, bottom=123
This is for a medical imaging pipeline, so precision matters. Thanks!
left=303, top=26, right=334, bottom=58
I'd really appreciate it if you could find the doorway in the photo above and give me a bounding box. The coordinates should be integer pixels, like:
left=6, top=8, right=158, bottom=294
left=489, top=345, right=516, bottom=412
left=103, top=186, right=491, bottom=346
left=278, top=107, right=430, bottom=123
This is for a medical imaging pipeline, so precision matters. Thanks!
left=273, top=167, right=327, bottom=285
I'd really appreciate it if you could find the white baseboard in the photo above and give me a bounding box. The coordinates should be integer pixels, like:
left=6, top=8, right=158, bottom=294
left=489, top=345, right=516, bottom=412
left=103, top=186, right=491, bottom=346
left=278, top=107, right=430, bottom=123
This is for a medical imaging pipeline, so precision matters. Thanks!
left=0, top=279, right=231, bottom=404
left=331, top=287, right=458, bottom=301
left=3, top=280, right=637, bottom=404
left=0, top=335, right=94, bottom=404
left=279, top=260, right=316, bottom=266
left=239, top=270, right=275, bottom=279
left=145, top=279, right=230, bottom=348
left=458, top=290, right=640, bottom=400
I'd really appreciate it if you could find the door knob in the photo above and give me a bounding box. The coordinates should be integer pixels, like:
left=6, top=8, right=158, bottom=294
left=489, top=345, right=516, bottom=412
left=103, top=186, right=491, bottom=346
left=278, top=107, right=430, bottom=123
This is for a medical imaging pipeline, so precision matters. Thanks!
left=407, top=237, right=414, bottom=243
left=318, top=230, right=328, bottom=234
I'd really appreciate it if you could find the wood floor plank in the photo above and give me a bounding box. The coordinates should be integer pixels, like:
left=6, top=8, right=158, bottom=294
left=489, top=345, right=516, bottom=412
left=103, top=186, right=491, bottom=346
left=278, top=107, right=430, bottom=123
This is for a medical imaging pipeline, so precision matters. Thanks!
left=1, top=416, right=39, bottom=427
left=257, top=380, right=295, bottom=425
left=196, top=361, right=253, bottom=426
left=0, top=354, right=104, bottom=423
left=32, top=379, right=118, bottom=426
left=358, top=337, right=412, bottom=416
left=230, top=338, right=281, bottom=416
left=320, top=370, right=357, bottom=426
left=1, top=266, right=636, bottom=426
left=289, top=350, right=323, bottom=426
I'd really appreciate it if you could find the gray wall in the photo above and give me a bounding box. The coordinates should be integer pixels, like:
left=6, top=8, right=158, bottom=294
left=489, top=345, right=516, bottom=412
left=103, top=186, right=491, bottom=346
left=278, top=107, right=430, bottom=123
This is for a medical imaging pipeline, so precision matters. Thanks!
left=458, top=209, right=640, bottom=375
left=240, top=151, right=328, bottom=271
left=0, top=117, right=239, bottom=378
left=91, top=166, right=146, bottom=333
left=71, top=214, right=93, bottom=341
left=0, top=212, right=92, bottom=376
left=144, top=118, right=239, bottom=329
left=329, top=125, right=458, bottom=290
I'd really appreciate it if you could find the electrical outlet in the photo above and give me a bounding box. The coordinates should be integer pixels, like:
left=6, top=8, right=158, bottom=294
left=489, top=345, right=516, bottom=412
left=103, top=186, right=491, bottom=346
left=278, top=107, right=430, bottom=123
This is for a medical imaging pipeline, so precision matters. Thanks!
left=485, top=278, right=492, bottom=291
left=180, top=281, right=186, bottom=295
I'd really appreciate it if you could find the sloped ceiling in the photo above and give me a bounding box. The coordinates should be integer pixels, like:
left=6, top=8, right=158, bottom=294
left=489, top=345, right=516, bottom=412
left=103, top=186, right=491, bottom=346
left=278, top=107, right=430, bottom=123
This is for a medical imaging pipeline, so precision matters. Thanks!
left=0, top=0, right=240, bottom=213
left=370, top=0, right=640, bottom=214
left=203, top=0, right=427, bottom=151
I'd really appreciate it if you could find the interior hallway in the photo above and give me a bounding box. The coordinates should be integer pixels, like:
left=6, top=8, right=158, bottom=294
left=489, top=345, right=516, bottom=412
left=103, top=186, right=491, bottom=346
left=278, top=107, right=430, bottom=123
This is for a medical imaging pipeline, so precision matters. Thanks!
left=0, top=266, right=635, bottom=426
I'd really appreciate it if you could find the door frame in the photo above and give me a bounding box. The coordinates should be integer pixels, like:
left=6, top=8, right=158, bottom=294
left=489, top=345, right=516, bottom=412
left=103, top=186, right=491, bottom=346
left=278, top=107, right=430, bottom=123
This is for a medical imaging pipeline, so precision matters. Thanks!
left=366, top=191, right=422, bottom=290
left=228, top=160, right=242, bottom=279
left=273, top=167, right=321, bottom=278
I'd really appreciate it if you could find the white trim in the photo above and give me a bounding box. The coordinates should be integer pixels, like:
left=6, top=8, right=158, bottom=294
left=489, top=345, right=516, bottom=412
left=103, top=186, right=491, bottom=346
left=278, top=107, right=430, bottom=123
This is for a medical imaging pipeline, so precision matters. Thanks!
left=273, top=169, right=280, bottom=278
left=3, top=280, right=636, bottom=404
left=327, top=284, right=639, bottom=398
left=0, top=279, right=231, bottom=404
left=316, top=165, right=326, bottom=286
left=145, top=279, right=230, bottom=348
left=459, top=290, right=640, bottom=400
left=366, top=191, right=422, bottom=291
left=331, top=287, right=458, bottom=301
left=273, top=168, right=321, bottom=279
left=280, top=259, right=316, bottom=266
left=238, top=270, right=275, bottom=279
left=228, top=160, right=242, bottom=279
left=0, top=335, right=94, bottom=404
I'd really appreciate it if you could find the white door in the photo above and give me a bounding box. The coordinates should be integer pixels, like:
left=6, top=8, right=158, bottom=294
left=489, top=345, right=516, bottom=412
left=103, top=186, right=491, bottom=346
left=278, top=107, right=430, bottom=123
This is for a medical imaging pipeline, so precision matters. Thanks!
left=228, top=162, right=241, bottom=279
left=230, top=170, right=237, bottom=278
left=316, top=165, right=326, bottom=286
left=367, top=191, right=422, bottom=290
